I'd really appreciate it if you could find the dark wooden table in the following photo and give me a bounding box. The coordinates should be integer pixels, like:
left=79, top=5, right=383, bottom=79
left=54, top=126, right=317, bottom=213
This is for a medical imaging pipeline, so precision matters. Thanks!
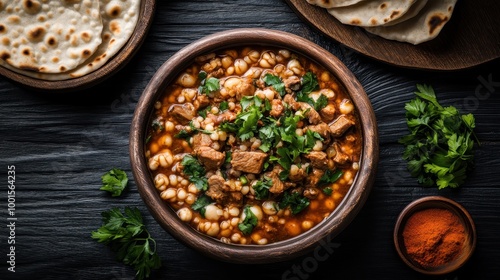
left=1, top=1, right=499, bottom=279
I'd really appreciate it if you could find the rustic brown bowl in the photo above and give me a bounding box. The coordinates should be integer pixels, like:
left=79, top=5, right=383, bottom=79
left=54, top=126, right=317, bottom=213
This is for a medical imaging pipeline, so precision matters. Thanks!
left=394, top=196, right=477, bottom=275
left=130, top=28, right=379, bottom=263
left=0, top=0, right=156, bottom=92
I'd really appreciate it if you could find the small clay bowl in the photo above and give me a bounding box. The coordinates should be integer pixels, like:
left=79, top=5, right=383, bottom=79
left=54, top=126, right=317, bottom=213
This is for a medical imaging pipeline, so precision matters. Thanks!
left=130, top=28, right=379, bottom=263
left=394, top=196, right=476, bottom=275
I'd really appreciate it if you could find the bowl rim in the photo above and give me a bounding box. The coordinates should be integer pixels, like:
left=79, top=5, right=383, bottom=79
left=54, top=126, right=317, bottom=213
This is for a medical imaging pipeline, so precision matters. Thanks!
left=393, top=196, right=477, bottom=275
left=0, top=0, right=156, bottom=92
left=130, top=28, right=379, bottom=263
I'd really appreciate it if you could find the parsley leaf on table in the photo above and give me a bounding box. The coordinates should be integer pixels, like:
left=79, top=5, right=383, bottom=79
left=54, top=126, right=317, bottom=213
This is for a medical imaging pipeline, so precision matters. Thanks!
left=100, top=168, right=128, bottom=197
left=399, top=84, right=479, bottom=189
left=91, top=207, right=161, bottom=280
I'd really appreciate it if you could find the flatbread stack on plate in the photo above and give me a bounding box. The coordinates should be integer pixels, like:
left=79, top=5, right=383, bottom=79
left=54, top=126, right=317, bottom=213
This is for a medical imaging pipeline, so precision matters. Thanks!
left=0, top=0, right=140, bottom=80
left=306, top=0, right=457, bottom=45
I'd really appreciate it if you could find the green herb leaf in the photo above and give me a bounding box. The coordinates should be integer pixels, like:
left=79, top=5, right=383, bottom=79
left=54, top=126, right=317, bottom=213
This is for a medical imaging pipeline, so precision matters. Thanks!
left=100, top=169, right=129, bottom=197
left=91, top=207, right=161, bottom=280
left=318, top=169, right=343, bottom=187
left=199, top=76, right=220, bottom=95
left=300, top=72, right=319, bottom=94
left=252, top=177, right=273, bottom=200
left=181, top=155, right=208, bottom=191
left=238, top=206, right=258, bottom=235
left=322, top=187, right=333, bottom=196
left=399, top=84, right=478, bottom=189
left=263, top=73, right=286, bottom=96
left=191, top=195, right=213, bottom=218
left=278, top=191, right=310, bottom=215
left=219, top=101, right=229, bottom=111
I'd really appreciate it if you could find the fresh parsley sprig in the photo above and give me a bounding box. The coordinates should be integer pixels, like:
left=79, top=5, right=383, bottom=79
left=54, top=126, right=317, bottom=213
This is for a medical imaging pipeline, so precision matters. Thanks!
left=399, top=84, right=478, bottom=189
left=91, top=207, right=161, bottom=280
left=100, top=169, right=128, bottom=197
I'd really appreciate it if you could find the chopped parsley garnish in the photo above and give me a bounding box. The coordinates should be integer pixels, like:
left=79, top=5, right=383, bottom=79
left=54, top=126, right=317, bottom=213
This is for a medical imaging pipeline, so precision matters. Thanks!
left=399, top=84, right=478, bottom=189
left=322, top=187, right=333, bottom=196
left=263, top=73, right=286, bottom=96
left=191, top=195, right=213, bottom=217
left=198, top=71, right=220, bottom=95
left=219, top=101, right=229, bottom=111
left=220, top=98, right=264, bottom=141
left=91, top=207, right=161, bottom=280
left=268, top=111, right=324, bottom=175
left=100, top=168, right=128, bottom=197
left=181, top=155, right=208, bottom=191
left=252, top=177, right=273, bottom=200
left=151, top=119, right=163, bottom=132
left=238, top=206, right=258, bottom=235
left=318, top=169, right=343, bottom=187
left=278, top=191, right=310, bottom=215
left=294, top=71, right=327, bottom=111
left=198, top=106, right=210, bottom=118
left=174, top=122, right=211, bottom=140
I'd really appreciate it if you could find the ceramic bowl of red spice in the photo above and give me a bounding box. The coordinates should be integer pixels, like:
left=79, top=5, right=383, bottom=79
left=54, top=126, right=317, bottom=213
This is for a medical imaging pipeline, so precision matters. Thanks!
left=394, top=196, right=477, bottom=275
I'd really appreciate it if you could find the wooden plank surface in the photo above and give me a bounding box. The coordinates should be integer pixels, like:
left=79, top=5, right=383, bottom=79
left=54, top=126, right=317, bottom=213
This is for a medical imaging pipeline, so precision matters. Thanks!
left=285, top=0, right=500, bottom=70
left=0, top=0, right=499, bottom=279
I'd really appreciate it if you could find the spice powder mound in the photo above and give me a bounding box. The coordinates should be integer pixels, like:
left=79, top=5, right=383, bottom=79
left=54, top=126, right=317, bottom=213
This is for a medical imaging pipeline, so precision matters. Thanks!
left=402, top=208, right=466, bottom=268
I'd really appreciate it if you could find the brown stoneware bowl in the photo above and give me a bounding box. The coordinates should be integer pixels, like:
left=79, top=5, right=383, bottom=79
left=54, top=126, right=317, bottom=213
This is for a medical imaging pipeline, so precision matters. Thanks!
left=394, top=196, right=476, bottom=275
left=0, top=0, right=155, bottom=92
left=130, top=28, right=378, bottom=263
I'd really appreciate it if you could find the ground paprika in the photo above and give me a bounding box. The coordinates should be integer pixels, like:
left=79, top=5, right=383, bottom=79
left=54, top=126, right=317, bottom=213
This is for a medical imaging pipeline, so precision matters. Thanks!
left=402, top=208, right=466, bottom=268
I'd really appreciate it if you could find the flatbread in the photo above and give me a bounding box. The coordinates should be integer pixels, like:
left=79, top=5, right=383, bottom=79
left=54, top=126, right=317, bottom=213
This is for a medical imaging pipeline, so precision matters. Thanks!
left=0, top=0, right=140, bottom=80
left=365, top=0, right=457, bottom=45
left=0, top=0, right=103, bottom=73
left=382, top=0, right=428, bottom=27
left=327, top=0, right=417, bottom=27
left=306, top=0, right=367, bottom=9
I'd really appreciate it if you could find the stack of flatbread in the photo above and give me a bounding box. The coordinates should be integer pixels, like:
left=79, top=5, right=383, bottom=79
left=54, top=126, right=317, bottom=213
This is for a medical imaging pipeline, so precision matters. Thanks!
left=306, top=0, right=457, bottom=45
left=0, top=0, right=140, bottom=81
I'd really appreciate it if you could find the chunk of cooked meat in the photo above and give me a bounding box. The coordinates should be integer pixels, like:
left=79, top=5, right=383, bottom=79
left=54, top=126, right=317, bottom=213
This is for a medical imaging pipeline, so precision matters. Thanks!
left=269, top=99, right=284, bottom=118
left=298, top=102, right=321, bottom=124
left=235, top=77, right=255, bottom=100
left=231, top=150, right=268, bottom=174
left=195, top=146, right=225, bottom=170
left=320, top=104, right=336, bottom=123
left=283, top=94, right=300, bottom=110
left=206, top=175, right=243, bottom=206
left=192, top=133, right=213, bottom=151
left=265, top=165, right=286, bottom=194
left=306, top=122, right=331, bottom=143
left=330, top=115, right=355, bottom=137
left=307, top=168, right=325, bottom=187
left=214, top=111, right=237, bottom=125
left=289, top=165, right=308, bottom=182
left=194, top=94, right=210, bottom=110
left=206, top=175, right=228, bottom=203
left=303, top=187, right=319, bottom=200
left=169, top=103, right=196, bottom=125
left=333, top=143, right=351, bottom=165
left=283, top=75, right=300, bottom=91
left=305, top=151, right=329, bottom=169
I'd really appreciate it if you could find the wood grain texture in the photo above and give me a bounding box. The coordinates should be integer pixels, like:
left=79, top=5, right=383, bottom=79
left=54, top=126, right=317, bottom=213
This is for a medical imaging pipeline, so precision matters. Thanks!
left=0, top=0, right=499, bottom=279
left=285, top=0, right=500, bottom=70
